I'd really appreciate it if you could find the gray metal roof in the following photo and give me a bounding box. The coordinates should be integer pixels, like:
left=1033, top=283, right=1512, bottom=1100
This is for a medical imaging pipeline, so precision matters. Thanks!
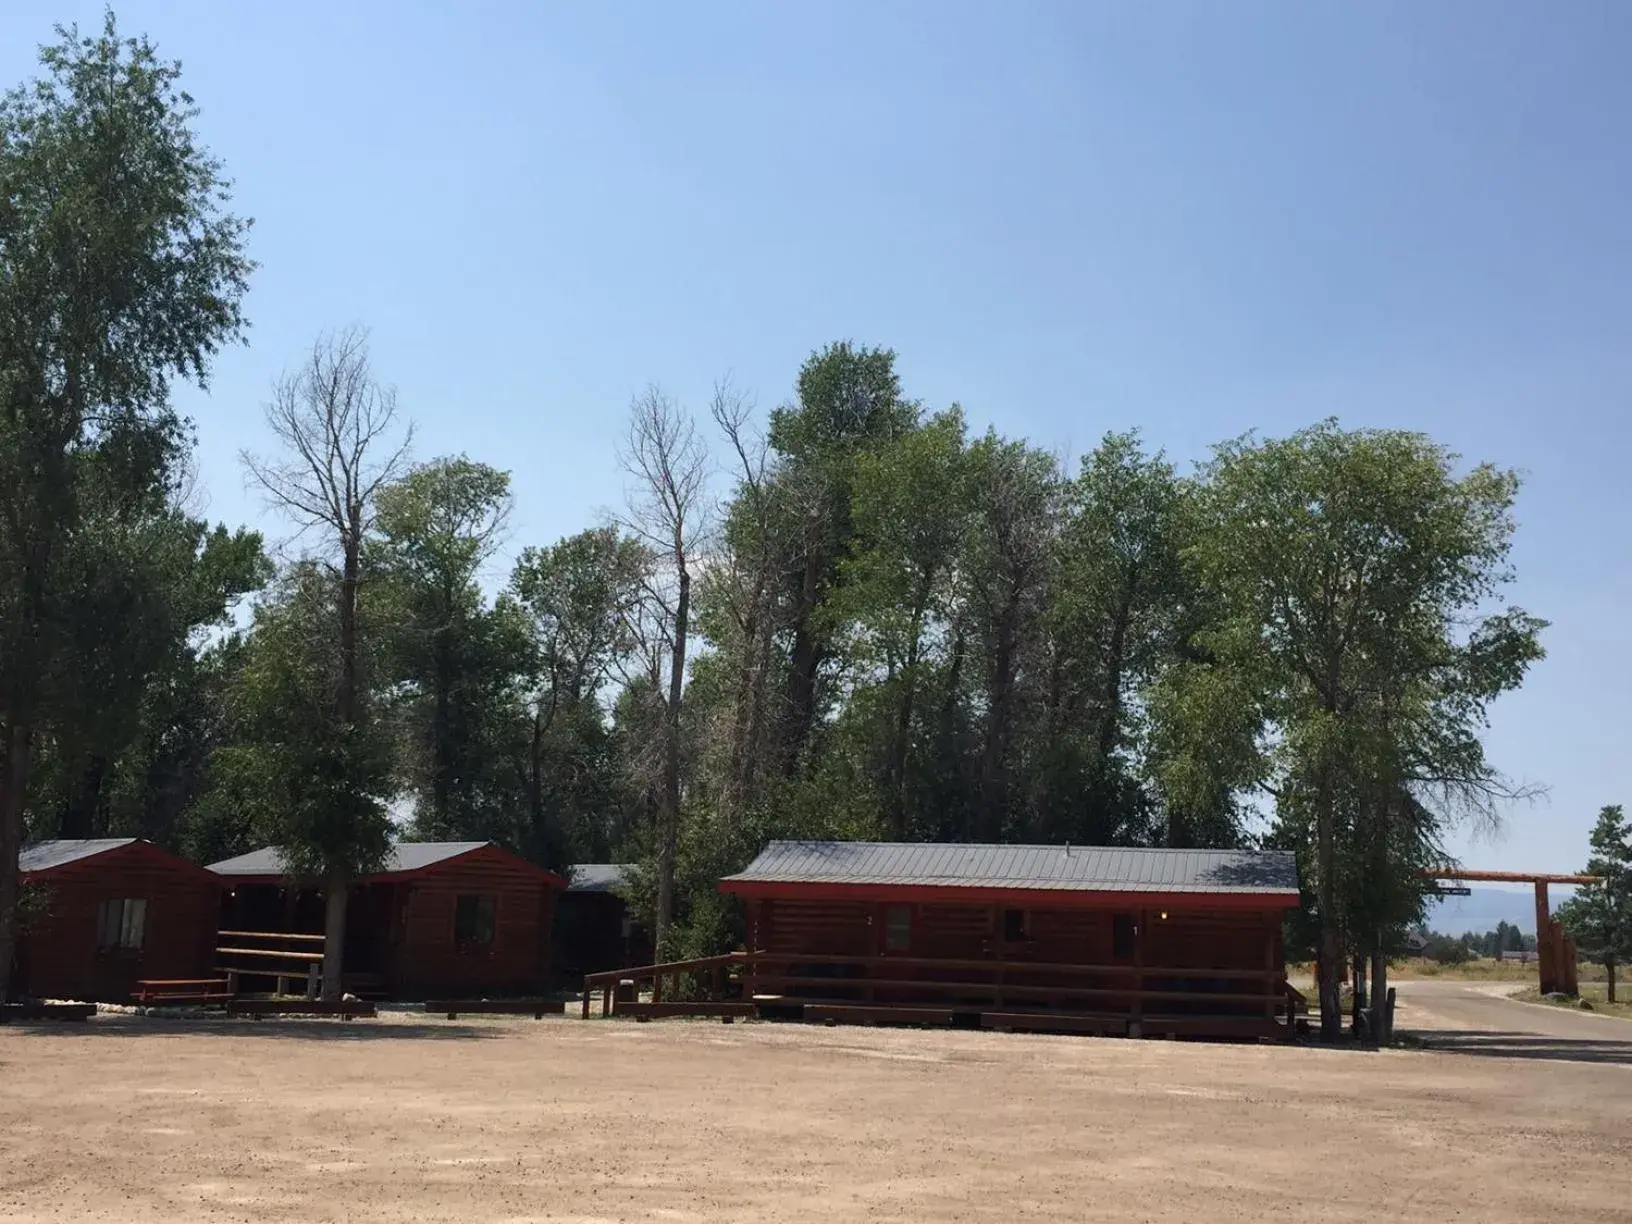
left=20, top=839, right=138, bottom=873
left=722, top=841, right=1300, bottom=896
left=568, top=863, right=630, bottom=893
left=208, top=842, right=488, bottom=877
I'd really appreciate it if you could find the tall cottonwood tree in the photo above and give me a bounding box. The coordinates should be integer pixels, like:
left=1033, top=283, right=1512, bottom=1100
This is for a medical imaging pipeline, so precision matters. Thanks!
left=0, top=16, right=251, bottom=999
left=374, top=457, right=517, bottom=839
left=1177, top=421, right=1544, bottom=1040
left=241, top=328, right=410, bottom=998
left=619, top=387, right=709, bottom=954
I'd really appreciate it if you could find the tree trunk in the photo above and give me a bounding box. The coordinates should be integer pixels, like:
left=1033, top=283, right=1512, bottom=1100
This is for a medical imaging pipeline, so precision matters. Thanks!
left=977, top=589, right=1022, bottom=841
left=321, top=875, right=348, bottom=1001
left=1608, top=961, right=1617, bottom=1005
left=783, top=542, right=825, bottom=777
left=0, top=718, right=32, bottom=1002
left=1314, top=729, right=1342, bottom=1041
left=1095, top=565, right=1138, bottom=765
left=1317, top=928, right=1342, bottom=1043
left=656, top=559, right=690, bottom=958
left=59, top=755, right=109, bottom=840
left=1351, top=954, right=1367, bottom=1038
left=431, top=625, right=453, bottom=835
left=1371, top=940, right=1390, bottom=1045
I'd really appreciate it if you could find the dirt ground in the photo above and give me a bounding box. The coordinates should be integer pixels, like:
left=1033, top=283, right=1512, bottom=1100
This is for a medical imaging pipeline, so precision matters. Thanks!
left=2, top=1012, right=1629, bottom=1223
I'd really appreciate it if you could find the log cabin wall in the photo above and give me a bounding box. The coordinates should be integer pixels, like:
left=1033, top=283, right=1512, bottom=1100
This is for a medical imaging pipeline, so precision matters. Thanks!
left=17, top=846, right=221, bottom=1003
left=751, top=895, right=1282, bottom=1013
left=760, top=899, right=874, bottom=957
left=554, top=891, right=652, bottom=983
left=388, top=848, right=560, bottom=998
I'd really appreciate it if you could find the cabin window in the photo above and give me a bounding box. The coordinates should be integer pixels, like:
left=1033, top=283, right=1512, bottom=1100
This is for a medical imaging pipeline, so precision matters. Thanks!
left=96, top=898, right=146, bottom=952
left=883, top=905, right=912, bottom=953
left=1002, top=908, right=1028, bottom=942
left=454, top=895, right=496, bottom=947
left=1112, top=914, right=1136, bottom=961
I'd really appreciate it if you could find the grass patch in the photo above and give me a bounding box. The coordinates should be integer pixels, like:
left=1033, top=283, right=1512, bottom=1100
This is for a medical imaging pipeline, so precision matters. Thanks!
left=1513, top=983, right=1632, bottom=1019
left=1287, top=958, right=1617, bottom=984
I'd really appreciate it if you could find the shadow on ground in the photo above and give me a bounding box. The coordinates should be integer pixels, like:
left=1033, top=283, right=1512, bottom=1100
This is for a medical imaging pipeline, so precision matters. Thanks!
left=0, top=1014, right=508, bottom=1042
left=1403, top=1028, right=1632, bottom=1066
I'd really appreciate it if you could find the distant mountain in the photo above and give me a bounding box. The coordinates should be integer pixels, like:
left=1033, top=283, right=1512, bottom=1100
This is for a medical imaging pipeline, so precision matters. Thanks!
left=1423, top=885, right=1580, bottom=936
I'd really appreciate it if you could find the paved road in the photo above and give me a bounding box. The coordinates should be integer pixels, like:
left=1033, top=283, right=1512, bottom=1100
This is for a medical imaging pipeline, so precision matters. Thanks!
left=1392, top=978, right=1632, bottom=1065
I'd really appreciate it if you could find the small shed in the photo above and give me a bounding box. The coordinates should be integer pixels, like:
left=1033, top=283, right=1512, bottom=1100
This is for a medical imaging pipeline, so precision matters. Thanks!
left=554, top=864, right=652, bottom=983
left=15, top=839, right=222, bottom=1003
left=208, top=842, right=567, bottom=999
left=719, top=840, right=1302, bottom=1038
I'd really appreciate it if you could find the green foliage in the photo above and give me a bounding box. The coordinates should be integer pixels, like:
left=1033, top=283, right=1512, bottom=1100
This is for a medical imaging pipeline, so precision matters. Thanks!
left=1558, top=805, right=1632, bottom=985
left=1172, top=420, right=1545, bottom=1033
left=0, top=13, right=252, bottom=997
left=223, top=565, right=393, bottom=880
left=373, top=457, right=526, bottom=841
left=1423, top=932, right=1471, bottom=965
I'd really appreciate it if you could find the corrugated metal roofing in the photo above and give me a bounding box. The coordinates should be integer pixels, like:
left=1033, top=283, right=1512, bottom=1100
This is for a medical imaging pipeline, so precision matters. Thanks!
left=20, top=839, right=138, bottom=873
left=722, top=841, right=1300, bottom=896
left=208, top=842, right=489, bottom=877
left=568, top=864, right=630, bottom=893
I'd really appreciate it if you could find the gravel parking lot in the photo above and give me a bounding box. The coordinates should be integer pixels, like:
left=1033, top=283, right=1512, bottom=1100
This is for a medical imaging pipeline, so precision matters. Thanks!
left=2, top=1011, right=1628, bottom=1223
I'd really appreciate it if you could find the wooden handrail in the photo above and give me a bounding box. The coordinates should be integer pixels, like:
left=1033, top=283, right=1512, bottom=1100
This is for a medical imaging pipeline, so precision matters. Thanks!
left=745, top=951, right=1285, bottom=981
left=583, top=952, right=747, bottom=986
left=217, top=930, right=326, bottom=943
left=749, top=975, right=1278, bottom=1006
left=579, top=948, right=1291, bottom=1022
left=215, top=946, right=326, bottom=962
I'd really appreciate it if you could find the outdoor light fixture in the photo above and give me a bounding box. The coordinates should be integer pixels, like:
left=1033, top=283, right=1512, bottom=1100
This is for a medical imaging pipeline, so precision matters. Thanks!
left=1159, top=911, right=1168, bottom=920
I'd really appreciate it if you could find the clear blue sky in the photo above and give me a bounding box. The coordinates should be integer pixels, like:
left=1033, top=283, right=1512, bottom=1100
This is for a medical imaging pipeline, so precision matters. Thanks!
left=8, top=2, right=1629, bottom=873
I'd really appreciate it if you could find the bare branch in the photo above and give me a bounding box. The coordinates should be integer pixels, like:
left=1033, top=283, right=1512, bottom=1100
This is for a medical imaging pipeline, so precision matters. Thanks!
left=240, top=325, right=414, bottom=557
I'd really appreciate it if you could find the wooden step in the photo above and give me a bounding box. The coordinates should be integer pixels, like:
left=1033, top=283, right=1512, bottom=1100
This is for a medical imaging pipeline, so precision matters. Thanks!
left=803, top=1004, right=954, bottom=1027
left=425, top=998, right=565, bottom=1019
left=980, top=1011, right=1123, bottom=1035
left=227, top=999, right=376, bottom=1019
left=0, top=1002, right=96, bottom=1023
left=616, top=1001, right=755, bottom=1020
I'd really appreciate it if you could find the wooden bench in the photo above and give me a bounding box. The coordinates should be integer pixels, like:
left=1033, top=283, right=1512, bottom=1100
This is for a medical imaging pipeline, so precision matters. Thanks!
left=425, top=998, right=565, bottom=1020
left=134, top=979, right=232, bottom=1005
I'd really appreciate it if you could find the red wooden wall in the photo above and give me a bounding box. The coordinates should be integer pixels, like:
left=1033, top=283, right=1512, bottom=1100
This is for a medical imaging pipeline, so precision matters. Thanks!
left=754, top=896, right=1282, bottom=976
left=17, top=844, right=221, bottom=1003
left=387, top=847, right=560, bottom=998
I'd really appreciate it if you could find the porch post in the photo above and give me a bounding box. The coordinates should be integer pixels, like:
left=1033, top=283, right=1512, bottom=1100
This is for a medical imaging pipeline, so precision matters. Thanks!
left=1534, top=880, right=1555, bottom=995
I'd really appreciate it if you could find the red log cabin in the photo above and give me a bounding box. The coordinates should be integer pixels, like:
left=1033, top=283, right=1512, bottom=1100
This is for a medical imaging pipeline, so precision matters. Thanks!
left=718, top=840, right=1303, bottom=1039
left=208, top=842, right=566, bottom=999
left=15, top=839, right=222, bottom=1002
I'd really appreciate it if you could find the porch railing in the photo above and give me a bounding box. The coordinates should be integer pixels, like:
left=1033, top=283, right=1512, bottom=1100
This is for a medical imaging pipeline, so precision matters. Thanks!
left=582, top=951, right=1301, bottom=1028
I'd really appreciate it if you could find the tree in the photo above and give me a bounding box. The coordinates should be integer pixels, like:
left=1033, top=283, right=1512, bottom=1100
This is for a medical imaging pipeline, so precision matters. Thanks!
left=0, top=16, right=252, bottom=999
left=835, top=408, right=969, bottom=838
left=1178, top=421, right=1545, bottom=1040
left=27, top=510, right=267, bottom=843
left=509, top=525, right=648, bottom=864
left=1558, top=805, right=1632, bottom=1002
left=619, top=387, right=708, bottom=954
left=768, top=343, right=918, bottom=774
left=374, top=457, right=518, bottom=839
left=961, top=432, right=1060, bottom=841
left=241, top=328, right=410, bottom=998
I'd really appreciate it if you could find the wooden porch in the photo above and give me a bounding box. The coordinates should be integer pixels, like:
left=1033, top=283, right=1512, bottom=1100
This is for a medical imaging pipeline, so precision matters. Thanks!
left=582, top=951, right=1304, bottom=1040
